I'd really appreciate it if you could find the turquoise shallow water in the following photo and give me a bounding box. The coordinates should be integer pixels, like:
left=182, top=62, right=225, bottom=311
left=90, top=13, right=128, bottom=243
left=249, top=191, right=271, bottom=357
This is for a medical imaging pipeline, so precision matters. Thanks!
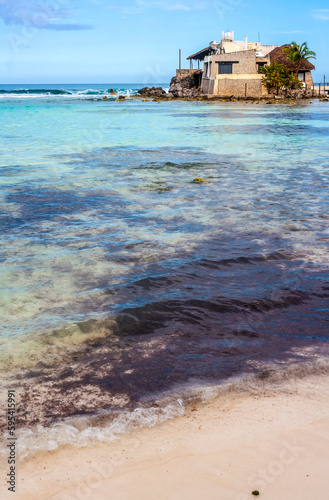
left=1, top=86, right=329, bottom=441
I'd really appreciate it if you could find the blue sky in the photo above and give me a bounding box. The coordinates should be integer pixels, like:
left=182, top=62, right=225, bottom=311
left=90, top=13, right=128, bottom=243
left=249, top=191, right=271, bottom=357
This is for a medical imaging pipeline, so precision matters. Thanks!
left=0, top=0, right=328, bottom=83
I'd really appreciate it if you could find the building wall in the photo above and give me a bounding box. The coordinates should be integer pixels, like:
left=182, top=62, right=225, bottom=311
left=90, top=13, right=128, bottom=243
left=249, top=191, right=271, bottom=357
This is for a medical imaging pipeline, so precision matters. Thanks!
left=201, top=78, right=215, bottom=94
left=214, top=74, right=266, bottom=97
left=207, top=40, right=279, bottom=57
left=201, top=50, right=266, bottom=96
left=304, top=71, right=314, bottom=86
left=261, top=45, right=279, bottom=56
left=204, top=50, right=258, bottom=77
left=221, top=40, right=246, bottom=53
left=219, top=40, right=261, bottom=54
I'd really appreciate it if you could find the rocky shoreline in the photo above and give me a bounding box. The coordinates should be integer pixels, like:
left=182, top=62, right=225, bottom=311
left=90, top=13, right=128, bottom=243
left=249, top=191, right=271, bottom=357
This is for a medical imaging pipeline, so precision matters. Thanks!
left=134, top=70, right=328, bottom=103
left=133, top=90, right=328, bottom=104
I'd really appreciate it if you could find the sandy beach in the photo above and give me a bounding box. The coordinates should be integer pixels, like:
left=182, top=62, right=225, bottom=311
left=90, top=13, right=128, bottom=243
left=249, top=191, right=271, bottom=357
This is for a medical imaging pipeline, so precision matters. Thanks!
left=2, top=367, right=328, bottom=500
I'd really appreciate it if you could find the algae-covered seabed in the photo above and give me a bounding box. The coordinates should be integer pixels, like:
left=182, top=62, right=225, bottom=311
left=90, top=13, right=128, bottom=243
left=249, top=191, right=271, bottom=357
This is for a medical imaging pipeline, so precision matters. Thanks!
left=0, top=95, right=329, bottom=456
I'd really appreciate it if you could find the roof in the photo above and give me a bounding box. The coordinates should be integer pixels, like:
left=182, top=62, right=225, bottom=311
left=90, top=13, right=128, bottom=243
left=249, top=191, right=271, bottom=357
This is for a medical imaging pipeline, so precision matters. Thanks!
left=187, top=47, right=212, bottom=60
left=269, top=44, right=315, bottom=71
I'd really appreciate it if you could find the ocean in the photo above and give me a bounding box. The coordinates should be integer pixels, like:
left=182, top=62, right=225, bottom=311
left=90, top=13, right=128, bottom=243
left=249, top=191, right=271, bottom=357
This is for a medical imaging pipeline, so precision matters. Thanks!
left=0, top=84, right=329, bottom=459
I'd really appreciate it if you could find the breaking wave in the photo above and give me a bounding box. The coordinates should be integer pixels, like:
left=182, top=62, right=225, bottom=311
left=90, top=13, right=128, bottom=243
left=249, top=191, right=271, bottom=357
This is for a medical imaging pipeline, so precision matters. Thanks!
left=1, top=357, right=329, bottom=462
left=0, top=86, right=168, bottom=100
left=1, top=401, right=185, bottom=462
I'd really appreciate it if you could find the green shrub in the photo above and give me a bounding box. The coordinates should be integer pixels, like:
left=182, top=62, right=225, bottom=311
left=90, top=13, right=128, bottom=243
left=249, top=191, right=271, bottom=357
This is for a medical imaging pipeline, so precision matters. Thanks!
left=260, top=63, right=303, bottom=94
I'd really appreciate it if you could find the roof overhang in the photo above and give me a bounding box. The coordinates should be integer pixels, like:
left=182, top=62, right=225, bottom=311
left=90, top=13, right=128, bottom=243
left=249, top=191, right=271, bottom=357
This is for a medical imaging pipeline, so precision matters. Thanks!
left=187, top=47, right=211, bottom=61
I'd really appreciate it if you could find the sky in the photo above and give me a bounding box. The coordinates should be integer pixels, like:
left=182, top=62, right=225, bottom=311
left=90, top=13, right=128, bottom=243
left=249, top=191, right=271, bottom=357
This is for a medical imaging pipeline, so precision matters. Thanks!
left=0, top=0, right=328, bottom=84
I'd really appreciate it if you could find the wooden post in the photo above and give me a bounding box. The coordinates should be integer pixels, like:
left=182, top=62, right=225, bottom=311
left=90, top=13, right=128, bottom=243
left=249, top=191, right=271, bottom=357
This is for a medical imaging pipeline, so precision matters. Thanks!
left=190, top=59, right=193, bottom=70
left=179, top=49, right=182, bottom=70
left=245, top=82, right=247, bottom=97
left=319, top=83, right=321, bottom=96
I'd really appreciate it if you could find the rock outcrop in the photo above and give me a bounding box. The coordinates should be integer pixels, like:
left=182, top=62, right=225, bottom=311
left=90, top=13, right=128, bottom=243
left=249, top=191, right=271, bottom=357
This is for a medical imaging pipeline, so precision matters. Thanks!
left=137, top=71, right=203, bottom=100
left=137, top=87, right=167, bottom=98
left=169, top=70, right=203, bottom=98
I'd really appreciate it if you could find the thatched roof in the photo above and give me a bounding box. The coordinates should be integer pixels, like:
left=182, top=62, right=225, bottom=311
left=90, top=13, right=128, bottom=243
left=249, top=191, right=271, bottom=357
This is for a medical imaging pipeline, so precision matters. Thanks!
left=269, top=44, right=315, bottom=71
left=187, top=47, right=213, bottom=61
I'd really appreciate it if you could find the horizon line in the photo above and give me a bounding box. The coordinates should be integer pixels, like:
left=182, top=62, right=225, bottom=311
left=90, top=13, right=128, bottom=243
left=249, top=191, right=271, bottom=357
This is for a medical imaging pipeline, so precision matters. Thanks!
left=0, top=82, right=171, bottom=85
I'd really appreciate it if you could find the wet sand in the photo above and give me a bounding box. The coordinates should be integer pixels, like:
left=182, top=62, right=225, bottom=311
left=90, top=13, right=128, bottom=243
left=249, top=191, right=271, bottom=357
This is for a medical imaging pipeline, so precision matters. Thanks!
left=2, top=370, right=328, bottom=500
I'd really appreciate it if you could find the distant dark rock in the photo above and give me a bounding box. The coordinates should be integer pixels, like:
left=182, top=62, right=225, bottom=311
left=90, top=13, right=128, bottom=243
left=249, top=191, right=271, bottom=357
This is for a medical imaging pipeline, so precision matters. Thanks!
left=138, top=87, right=166, bottom=97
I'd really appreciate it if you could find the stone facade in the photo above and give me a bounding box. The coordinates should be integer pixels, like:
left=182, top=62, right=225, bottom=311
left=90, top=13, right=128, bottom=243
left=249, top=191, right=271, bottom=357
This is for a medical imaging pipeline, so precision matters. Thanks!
left=303, top=71, right=314, bottom=87
left=201, top=50, right=267, bottom=97
left=213, top=76, right=265, bottom=97
left=204, top=50, right=258, bottom=75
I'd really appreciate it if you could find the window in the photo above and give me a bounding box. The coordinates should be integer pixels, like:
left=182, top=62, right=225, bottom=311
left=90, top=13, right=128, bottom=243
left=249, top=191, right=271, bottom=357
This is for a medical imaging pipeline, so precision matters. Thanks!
left=298, top=72, right=305, bottom=82
left=257, top=62, right=267, bottom=73
left=217, top=63, right=233, bottom=74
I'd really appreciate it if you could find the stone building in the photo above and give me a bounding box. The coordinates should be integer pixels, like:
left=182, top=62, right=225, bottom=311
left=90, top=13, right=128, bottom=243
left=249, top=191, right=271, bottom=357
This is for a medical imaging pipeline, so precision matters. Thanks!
left=184, top=31, right=315, bottom=97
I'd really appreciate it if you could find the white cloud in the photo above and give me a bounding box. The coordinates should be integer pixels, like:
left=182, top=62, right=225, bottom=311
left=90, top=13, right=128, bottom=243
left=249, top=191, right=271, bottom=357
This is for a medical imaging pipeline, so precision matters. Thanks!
left=0, top=0, right=93, bottom=30
left=312, top=9, right=329, bottom=20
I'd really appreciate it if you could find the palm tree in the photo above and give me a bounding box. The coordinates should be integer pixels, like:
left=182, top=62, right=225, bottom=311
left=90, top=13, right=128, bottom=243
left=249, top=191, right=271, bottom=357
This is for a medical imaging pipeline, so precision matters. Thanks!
left=283, top=42, right=316, bottom=79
